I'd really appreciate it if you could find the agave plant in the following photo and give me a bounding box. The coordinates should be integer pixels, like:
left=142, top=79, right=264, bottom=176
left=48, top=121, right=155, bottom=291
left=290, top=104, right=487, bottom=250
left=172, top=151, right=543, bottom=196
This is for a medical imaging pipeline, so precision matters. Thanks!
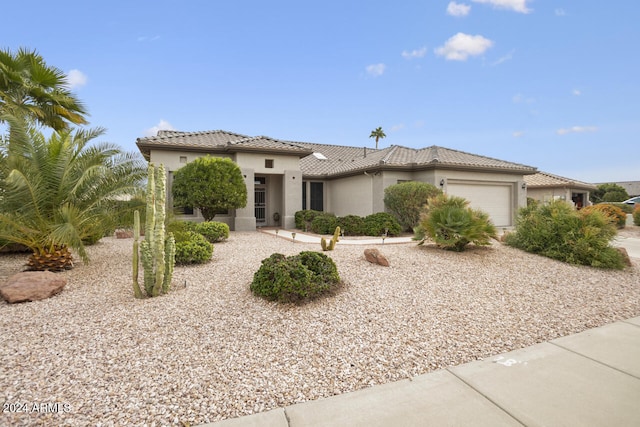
left=0, top=118, right=146, bottom=270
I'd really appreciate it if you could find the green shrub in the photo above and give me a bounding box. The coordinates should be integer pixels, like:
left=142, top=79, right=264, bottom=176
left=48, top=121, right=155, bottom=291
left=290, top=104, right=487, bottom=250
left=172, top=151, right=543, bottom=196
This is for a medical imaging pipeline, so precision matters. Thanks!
left=195, top=221, right=230, bottom=242
left=363, top=212, right=402, bottom=237
left=250, top=251, right=340, bottom=303
left=294, top=210, right=323, bottom=230
left=337, top=215, right=366, bottom=236
left=634, top=206, right=640, bottom=226
left=173, top=231, right=214, bottom=264
left=590, top=183, right=629, bottom=204
left=167, top=220, right=197, bottom=234
left=297, top=251, right=340, bottom=285
left=583, top=204, right=627, bottom=228
left=505, top=200, right=624, bottom=269
left=418, top=194, right=496, bottom=252
left=604, top=202, right=633, bottom=214
left=310, top=212, right=338, bottom=234
left=384, top=181, right=441, bottom=231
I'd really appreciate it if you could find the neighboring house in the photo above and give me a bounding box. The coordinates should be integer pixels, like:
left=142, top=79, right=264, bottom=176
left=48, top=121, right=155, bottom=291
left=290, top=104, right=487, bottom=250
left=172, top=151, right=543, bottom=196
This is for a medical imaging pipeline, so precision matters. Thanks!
left=136, top=130, right=537, bottom=230
left=524, top=171, right=596, bottom=209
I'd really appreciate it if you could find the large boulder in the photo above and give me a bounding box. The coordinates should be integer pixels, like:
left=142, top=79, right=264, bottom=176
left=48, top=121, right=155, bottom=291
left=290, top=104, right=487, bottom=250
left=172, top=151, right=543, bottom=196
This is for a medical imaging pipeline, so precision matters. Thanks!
left=364, top=248, right=390, bottom=267
left=0, top=271, right=67, bottom=303
left=615, top=247, right=633, bottom=267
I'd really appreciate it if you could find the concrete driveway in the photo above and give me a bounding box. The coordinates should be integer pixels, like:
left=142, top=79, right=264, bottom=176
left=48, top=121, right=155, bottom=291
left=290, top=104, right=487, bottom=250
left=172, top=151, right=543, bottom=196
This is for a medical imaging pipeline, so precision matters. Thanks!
left=614, top=236, right=640, bottom=259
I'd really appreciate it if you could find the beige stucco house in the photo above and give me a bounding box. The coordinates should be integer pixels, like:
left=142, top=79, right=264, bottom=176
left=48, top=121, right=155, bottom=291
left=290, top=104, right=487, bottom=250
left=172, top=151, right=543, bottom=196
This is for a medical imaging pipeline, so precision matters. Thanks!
left=524, top=171, right=596, bottom=209
left=136, top=130, right=538, bottom=230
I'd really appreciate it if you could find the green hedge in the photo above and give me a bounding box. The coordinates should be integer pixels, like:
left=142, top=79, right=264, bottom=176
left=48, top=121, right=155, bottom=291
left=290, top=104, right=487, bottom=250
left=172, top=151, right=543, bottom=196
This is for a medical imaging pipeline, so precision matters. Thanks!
left=295, top=210, right=402, bottom=237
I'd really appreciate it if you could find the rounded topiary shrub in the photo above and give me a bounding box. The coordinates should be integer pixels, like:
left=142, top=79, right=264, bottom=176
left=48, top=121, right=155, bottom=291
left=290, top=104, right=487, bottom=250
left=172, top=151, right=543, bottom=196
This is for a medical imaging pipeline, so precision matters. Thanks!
left=337, top=215, right=366, bottom=236
left=383, top=181, right=441, bottom=231
left=363, top=212, right=402, bottom=236
left=167, top=220, right=197, bottom=234
left=251, top=251, right=341, bottom=303
left=195, top=221, right=230, bottom=243
left=173, top=231, right=214, bottom=264
left=310, top=212, right=338, bottom=234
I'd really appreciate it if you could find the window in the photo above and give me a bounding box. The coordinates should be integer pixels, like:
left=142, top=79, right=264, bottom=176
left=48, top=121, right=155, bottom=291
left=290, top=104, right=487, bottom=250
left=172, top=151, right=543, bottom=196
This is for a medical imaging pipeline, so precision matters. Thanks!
left=310, top=182, right=323, bottom=211
left=302, top=181, right=307, bottom=210
left=179, top=156, right=187, bottom=163
left=265, top=159, right=274, bottom=168
left=173, top=206, right=194, bottom=215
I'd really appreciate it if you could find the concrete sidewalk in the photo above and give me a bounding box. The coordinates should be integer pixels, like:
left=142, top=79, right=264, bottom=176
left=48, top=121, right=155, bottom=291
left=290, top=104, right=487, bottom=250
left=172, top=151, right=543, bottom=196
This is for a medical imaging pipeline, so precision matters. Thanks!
left=201, top=316, right=640, bottom=426
left=259, top=229, right=414, bottom=245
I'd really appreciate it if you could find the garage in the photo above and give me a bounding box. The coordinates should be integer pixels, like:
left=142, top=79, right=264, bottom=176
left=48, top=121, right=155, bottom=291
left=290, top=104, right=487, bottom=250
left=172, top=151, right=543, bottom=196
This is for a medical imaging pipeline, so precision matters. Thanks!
left=446, top=182, right=513, bottom=227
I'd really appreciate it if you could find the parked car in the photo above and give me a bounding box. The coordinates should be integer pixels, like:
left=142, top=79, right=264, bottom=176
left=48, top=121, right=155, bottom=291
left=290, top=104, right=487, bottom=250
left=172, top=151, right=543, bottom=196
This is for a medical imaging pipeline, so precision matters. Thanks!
left=622, top=196, right=640, bottom=205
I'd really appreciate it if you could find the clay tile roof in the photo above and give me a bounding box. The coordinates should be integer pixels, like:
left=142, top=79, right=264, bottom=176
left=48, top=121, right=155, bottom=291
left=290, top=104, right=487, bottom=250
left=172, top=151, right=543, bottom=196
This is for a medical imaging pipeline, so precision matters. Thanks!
left=136, top=130, right=312, bottom=158
left=524, top=171, right=596, bottom=190
left=297, top=143, right=536, bottom=177
left=136, top=130, right=537, bottom=176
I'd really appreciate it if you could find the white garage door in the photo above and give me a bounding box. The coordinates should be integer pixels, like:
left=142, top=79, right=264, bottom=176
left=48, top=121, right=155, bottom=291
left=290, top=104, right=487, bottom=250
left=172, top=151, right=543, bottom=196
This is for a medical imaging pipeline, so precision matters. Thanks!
left=446, top=183, right=512, bottom=227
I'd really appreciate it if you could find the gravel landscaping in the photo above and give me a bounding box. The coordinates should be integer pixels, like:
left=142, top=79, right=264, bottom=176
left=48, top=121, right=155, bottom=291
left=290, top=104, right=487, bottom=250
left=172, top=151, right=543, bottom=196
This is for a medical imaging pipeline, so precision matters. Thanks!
left=1, top=231, right=639, bottom=426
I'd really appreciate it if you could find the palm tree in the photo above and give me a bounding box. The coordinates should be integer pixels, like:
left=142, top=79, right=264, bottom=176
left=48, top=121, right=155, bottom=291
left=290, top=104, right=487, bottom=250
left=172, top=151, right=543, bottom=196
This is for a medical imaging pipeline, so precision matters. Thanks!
left=369, top=126, right=386, bottom=149
left=0, top=119, right=146, bottom=270
left=0, top=47, right=88, bottom=131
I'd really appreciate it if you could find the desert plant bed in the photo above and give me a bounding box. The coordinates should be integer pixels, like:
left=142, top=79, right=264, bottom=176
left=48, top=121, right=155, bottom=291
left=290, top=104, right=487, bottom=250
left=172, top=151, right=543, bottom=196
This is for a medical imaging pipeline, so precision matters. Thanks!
left=0, top=233, right=638, bottom=426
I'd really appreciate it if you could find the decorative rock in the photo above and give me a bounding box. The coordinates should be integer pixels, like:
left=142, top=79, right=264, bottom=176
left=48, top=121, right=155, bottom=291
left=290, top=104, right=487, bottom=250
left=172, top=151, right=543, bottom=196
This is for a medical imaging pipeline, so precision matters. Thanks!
left=364, top=248, right=390, bottom=267
left=615, top=247, right=633, bottom=267
left=0, top=271, right=67, bottom=303
left=115, top=229, right=133, bottom=239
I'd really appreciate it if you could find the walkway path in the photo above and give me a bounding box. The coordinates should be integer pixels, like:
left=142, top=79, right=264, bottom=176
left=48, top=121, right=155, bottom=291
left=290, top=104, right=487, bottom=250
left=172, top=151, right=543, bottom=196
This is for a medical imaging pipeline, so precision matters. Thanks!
left=258, top=229, right=414, bottom=245
left=201, top=316, right=640, bottom=426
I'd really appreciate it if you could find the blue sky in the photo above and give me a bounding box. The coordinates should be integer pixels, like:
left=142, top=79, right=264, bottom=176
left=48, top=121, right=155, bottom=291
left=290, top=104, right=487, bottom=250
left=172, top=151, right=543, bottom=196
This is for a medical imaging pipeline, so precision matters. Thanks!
left=2, top=0, right=639, bottom=182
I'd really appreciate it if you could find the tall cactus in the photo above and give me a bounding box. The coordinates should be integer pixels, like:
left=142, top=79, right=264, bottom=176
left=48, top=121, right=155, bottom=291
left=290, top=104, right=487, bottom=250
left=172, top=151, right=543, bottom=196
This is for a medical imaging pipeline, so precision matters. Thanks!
left=132, top=210, right=144, bottom=299
left=136, top=164, right=176, bottom=297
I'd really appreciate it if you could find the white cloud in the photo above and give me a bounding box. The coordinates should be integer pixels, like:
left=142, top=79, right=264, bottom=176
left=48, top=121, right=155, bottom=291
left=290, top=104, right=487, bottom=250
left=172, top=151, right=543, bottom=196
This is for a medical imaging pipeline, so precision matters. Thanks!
left=401, top=46, right=427, bottom=59
left=365, top=63, right=386, bottom=77
left=137, top=35, right=161, bottom=42
left=555, top=8, right=566, bottom=16
left=556, top=126, right=598, bottom=135
left=512, top=93, right=535, bottom=104
left=513, top=131, right=525, bottom=137
left=66, top=69, right=88, bottom=89
left=145, top=119, right=176, bottom=136
left=391, top=123, right=405, bottom=131
left=491, top=49, right=515, bottom=66
left=572, top=89, right=581, bottom=96
left=471, top=0, right=532, bottom=14
left=435, top=33, right=493, bottom=61
left=447, top=1, right=471, bottom=16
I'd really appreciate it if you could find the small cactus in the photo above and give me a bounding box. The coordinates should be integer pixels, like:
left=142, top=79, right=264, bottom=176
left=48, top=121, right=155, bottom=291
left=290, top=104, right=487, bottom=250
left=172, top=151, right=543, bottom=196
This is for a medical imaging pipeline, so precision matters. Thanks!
left=321, top=226, right=341, bottom=251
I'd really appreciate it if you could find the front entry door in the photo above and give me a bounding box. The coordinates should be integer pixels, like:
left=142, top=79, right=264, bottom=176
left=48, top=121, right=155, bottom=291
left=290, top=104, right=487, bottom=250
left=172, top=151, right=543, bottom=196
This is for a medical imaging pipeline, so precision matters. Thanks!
left=255, top=188, right=266, bottom=224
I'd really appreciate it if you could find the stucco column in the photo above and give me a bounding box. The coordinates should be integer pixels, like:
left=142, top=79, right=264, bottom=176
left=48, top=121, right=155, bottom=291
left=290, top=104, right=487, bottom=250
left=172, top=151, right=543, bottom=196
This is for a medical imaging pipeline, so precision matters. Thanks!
left=518, top=180, right=527, bottom=209
left=235, top=168, right=256, bottom=231
left=282, top=170, right=302, bottom=229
